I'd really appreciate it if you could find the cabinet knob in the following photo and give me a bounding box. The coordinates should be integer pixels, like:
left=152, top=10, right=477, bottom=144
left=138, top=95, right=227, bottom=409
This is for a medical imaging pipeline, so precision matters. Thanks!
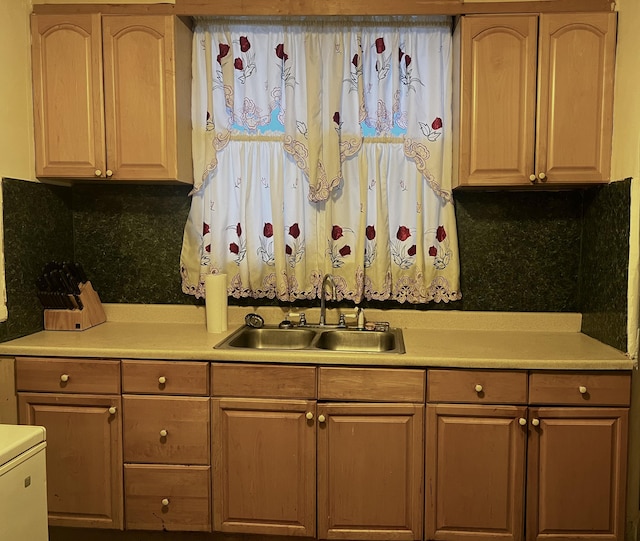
left=519, top=418, right=527, bottom=426
left=94, top=169, right=102, bottom=177
left=106, top=169, right=113, bottom=178
left=108, top=406, right=117, bottom=415
left=538, top=172, right=546, bottom=181
left=578, top=385, right=587, bottom=394
left=474, top=384, right=483, bottom=393
left=318, top=414, right=326, bottom=423
left=60, top=374, right=70, bottom=382
left=158, top=376, right=167, bottom=385
left=529, top=174, right=537, bottom=183
left=160, top=429, right=168, bottom=437
left=161, top=498, right=169, bottom=506
left=305, top=412, right=314, bottom=420
left=531, top=418, right=540, bottom=427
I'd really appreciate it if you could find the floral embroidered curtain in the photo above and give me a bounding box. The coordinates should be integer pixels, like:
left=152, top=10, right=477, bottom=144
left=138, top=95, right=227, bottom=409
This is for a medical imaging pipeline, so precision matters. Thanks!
left=180, top=16, right=462, bottom=304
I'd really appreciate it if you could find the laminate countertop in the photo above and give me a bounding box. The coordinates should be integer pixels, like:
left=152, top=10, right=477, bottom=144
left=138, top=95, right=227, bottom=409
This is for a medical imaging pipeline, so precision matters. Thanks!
left=0, top=304, right=632, bottom=370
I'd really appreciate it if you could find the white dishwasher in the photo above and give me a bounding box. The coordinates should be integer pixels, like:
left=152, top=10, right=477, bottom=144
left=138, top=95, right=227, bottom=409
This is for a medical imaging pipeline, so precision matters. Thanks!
left=0, top=424, right=49, bottom=540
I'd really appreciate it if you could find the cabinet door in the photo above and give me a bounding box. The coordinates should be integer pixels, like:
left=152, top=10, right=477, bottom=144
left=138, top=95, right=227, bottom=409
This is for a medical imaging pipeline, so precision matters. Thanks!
left=212, top=398, right=316, bottom=537
left=536, top=13, right=616, bottom=184
left=526, top=407, right=627, bottom=541
left=456, top=15, right=538, bottom=187
left=31, top=14, right=106, bottom=178
left=317, top=403, right=424, bottom=541
left=102, top=15, right=191, bottom=181
left=426, top=404, right=527, bottom=541
left=18, top=392, right=123, bottom=529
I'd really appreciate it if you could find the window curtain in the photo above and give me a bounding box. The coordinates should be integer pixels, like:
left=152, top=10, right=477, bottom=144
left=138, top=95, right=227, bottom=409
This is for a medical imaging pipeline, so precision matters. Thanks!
left=180, top=16, right=462, bottom=304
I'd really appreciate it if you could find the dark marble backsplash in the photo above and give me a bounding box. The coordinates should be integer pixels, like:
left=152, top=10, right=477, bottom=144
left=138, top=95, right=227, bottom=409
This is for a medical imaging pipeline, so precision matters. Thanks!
left=0, top=177, right=631, bottom=351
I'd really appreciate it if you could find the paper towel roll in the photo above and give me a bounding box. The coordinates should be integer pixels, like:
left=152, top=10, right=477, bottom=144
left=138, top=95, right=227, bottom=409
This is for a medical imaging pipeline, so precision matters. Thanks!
left=205, top=274, right=228, bottom=333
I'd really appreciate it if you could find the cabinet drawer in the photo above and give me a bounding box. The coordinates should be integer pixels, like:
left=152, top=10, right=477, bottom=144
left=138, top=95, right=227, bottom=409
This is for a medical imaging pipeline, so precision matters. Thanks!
left=427, top=369, right=528, bottom=404
left=124, top=464, right=211, bottom=532
left=16, top=357, right=121, bottom=394
left=318, top=366, right=425, bottom=402
left=122, top=360, right=208, bottom=395
left=123, top=396, right=210, bottom=464
left=212, top=363, right=316, bottom=399
left=529, top=371, right=631, bottom=406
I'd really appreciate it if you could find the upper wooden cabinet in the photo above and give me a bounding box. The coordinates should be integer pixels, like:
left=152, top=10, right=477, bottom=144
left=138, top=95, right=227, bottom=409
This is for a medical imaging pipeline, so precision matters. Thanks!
left=453, top=12, right=617, bottom=188
left=31, top=14, right=192, bottom=183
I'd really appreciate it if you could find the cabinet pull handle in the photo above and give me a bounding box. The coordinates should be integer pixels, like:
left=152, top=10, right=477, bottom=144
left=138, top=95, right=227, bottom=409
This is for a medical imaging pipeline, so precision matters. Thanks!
left=94, top=170, right=102, bottom=177
left=538, top=172, right=546, bottom=181
left=160, top=429, right=168, bottom=437
left=158, top=376, right=167, bottom=384
left=529, top=174, right=537, bottom=183
left=579, top=385, right=587, bottom=394
left=305, top=412, right=314, bottom=420
left=60, top=374, right=70, bottom=382
left=106, top=169, right=113, bottom=178
left=518, top=418, right=527, bottom=426
left=531, top=418, right=540, bottom=427
left=318, top=414, right=326, bottom=423
left=161, top=498, right=169, bottom=506
left=108, top=406, right=117, bottom=415
left=474, top=384, right=483, bottom=393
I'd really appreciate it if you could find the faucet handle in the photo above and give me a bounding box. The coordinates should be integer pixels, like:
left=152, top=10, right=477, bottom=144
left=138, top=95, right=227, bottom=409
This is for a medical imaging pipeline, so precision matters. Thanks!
left=338, top=314, right=347, bottom=328
left=299, top=312, right=307, bottom=326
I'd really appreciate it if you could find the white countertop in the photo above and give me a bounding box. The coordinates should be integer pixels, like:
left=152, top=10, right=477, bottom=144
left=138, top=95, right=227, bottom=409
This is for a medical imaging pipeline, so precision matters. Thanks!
left=0, top=304, right=632, bottom=370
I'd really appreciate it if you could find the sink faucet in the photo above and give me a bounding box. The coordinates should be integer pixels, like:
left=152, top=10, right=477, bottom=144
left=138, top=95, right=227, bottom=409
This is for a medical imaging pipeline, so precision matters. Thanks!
left=319, top=274, right=336, bottom=326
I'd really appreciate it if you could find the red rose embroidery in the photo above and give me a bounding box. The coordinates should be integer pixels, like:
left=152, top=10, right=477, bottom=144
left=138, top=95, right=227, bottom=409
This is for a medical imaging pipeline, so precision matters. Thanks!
left=352, top=53, right=359, bottom=67
left=432, top=117, right=443, bottom=130
left=285, top=245, right=292, bottom=255
left=436, top=225, right=446, bottom=242
left=332, top=225, right=344, bottom=240
left=404, top=54, right=412, bottom=67
left=396, top=226, right=411, bottom=241
left=205, top=244, right=211, bottom=253
left=229, top=243, right=240, bottom=254
left=398, top=48, right=404, bottom=62
left=203, top=222, right=210, bottom=235
left=234, top=57, right=243, bottom=71
left=429, top=246, right=437, bottom=257
left=339, top=245, right=351, bottom=257
left=375, top=37, right=385, bottom=54
left=217, top=43, right=230, bottom=64
left=239, top=36, right=251, bottom=53
left=263, top=223, right=273, bottom=238
left=236, top=223, right=242, bottom=237
left=289, top=223, right=300, bottom=239
left=275, top=43, right=288, bottom=61
left=333, top=112, right=340, bottom=125
left=366, top=225, right=376, bottom=240
left=408, top=245, right=417, bottom=256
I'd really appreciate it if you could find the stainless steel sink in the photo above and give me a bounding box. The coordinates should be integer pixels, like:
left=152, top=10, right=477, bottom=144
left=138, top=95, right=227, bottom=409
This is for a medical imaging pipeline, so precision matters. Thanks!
left=224, top=327, right=317, bottom=349
left=216, top=325, right=405, bottom=354
left=315, top=329, right=403, bottom=353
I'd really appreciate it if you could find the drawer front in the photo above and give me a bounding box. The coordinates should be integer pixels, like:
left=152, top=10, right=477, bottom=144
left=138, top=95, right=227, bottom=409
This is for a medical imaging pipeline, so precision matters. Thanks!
left=318, top=366, right=425, bottom=402
left=124, top=464, right=211, bottom=532
left=16, top=357, right=121, bottom=394
left=212, top=363, right=316, bottom=399
left=427, top=369, right=528, bottom=404
left=529, top=371, right=631, bottom=406
left=123, top=396, right=210, bottom=464
left=122, top=360, right=209, bottom=395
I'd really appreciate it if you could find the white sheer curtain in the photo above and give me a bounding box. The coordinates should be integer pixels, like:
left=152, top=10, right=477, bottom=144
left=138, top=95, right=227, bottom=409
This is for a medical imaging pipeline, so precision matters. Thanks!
left=181, top=17, right=461, bottom=304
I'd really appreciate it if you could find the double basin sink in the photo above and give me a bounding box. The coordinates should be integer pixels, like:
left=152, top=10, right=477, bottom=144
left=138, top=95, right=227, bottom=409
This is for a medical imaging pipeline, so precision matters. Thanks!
left=216, top=325, right=405, bottom=354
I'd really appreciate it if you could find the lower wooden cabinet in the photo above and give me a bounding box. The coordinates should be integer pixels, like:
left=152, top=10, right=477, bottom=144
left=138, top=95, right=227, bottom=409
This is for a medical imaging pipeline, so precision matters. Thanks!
left=426, top=369, right=630, bottom=541
left=212, top=397, right=317, bottom=536
left=16, top=355, right=124, bottom=530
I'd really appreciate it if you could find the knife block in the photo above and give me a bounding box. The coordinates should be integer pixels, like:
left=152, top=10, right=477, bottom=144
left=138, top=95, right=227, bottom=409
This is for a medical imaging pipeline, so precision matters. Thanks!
left=44, top=281, right=106, bottom=331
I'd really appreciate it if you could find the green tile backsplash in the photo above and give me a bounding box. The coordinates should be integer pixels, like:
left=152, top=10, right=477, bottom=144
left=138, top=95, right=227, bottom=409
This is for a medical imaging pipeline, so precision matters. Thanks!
left=1, top=177, right=631, bottom=351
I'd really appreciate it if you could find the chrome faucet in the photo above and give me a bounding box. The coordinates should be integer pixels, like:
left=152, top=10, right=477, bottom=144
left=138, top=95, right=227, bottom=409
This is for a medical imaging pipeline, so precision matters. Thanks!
left=319, top=274, right=336, bottom=326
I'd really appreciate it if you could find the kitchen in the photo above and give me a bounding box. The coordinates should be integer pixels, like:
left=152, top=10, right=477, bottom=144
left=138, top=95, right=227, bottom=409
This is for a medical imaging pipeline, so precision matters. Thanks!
left=0, top=0, right=638, bottom=540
